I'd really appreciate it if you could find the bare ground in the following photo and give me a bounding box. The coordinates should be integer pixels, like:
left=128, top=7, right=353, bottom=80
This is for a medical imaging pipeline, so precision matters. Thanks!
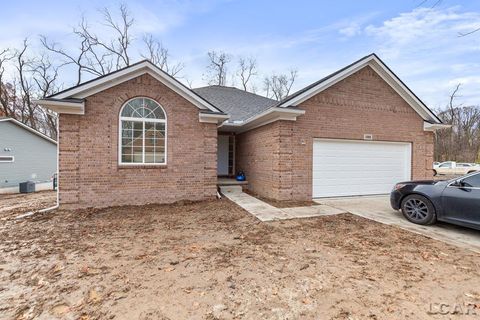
left=0, top=191, right=56, bottom=220
left=1, top=193, right=480, bottom=319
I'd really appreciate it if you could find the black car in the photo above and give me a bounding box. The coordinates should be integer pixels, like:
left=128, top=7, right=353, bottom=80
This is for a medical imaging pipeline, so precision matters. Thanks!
left=390, top=172, right=480, bottom=230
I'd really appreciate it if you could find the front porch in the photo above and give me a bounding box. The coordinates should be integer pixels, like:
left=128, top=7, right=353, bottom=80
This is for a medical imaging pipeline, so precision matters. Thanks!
left=216, top=132, right=249, bottom=190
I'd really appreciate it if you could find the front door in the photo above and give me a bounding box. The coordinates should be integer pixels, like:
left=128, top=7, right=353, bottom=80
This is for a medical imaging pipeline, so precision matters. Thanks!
left=217, top=135, right=229, bottom=175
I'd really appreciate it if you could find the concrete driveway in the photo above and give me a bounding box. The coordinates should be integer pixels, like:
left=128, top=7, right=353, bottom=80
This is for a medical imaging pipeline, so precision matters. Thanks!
left=315, top=195, right=480, bottom=253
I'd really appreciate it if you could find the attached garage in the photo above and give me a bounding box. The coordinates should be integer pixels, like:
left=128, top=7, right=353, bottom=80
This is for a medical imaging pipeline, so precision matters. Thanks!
left=312, top=139, right=412, bottom=198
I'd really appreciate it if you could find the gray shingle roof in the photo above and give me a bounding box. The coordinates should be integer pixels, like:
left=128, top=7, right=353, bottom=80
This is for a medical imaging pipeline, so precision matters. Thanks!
left=193, top=85, right=277, bottom=122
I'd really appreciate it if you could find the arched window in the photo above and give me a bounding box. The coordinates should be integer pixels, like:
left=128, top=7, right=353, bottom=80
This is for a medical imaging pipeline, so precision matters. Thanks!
left=119, top=97, right=166, bottom=164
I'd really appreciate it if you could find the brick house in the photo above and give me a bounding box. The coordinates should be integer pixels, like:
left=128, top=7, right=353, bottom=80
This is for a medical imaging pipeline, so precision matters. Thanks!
left=37, top=54, right=447, bottom=209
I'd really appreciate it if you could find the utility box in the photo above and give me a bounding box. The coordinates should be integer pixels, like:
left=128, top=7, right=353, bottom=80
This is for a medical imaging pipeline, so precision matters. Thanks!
left=19, top=181, right=35, bottom=193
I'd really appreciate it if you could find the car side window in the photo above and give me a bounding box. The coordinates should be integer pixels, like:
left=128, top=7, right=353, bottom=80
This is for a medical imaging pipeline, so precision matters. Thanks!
left=461, top=174, right=480, bottom=188
left=439, top=162, right=452, bottom=168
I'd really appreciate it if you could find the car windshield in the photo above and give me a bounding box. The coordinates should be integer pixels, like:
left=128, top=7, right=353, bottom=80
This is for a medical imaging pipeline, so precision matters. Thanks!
left=447, top=171, right=480, bottom=183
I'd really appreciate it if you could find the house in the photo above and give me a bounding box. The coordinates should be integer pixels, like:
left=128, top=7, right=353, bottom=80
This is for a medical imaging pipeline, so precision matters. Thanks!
left=0, top=118, right=57, bottom=193
left=36, top=53, right=447, bottom=209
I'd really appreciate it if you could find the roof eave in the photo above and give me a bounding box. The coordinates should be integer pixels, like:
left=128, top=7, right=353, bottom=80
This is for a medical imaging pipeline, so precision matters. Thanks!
left=34, top=99, right=85, bottom=115
left=219, top=107, right=305, bottom=133
left=424, top=121, right=451, bottom=131
left=199, top=112, right=230, bottom=124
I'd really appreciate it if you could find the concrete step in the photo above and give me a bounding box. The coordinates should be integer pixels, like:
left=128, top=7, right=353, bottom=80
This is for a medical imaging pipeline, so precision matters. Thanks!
left=219, top=185, right=243, bottom=194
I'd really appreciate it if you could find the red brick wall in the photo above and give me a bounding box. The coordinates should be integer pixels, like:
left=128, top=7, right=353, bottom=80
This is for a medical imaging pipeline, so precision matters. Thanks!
left=58, top=74, right=218, bottom=209
left=237, top=66, right=434, bottom=201
left=235, top=122, right=282, bottom=199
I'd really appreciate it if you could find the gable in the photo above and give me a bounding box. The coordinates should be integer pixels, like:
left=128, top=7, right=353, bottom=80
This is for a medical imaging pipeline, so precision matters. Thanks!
left=35, top=60, right=226, bottom=117
left=0, top=118, right=57, bottom=145
left=304, top=65, right=419, bottom=118
left=277, top=54, right=442, bottom=125
left=86, top=73, right=208, bottom=117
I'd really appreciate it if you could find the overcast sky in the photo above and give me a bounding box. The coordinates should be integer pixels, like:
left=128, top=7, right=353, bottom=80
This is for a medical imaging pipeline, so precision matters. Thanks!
left=1, top=0, right=480, bottom=109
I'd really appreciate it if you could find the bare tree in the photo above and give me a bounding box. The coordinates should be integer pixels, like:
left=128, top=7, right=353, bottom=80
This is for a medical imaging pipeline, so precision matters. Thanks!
left=99, top=4, right=133, bottom=68
left=1, top=3, right=185, bottom=140
left=141, top=34, right=184, bottom=76
left=416, top=0, right=443, bottom=8
left=263, top=69, right=298, bottom=100
left=0, top=40, right=60, bottom=138
left=0, top=48, right=15, bottom=117
left=434, top=84, right=480, bottom=162
left=205, top=51, right=231, bottom=86
left=237, top=57, right=257, bottom=91
left=41, top=4, right=134, bottom=84
left=31, top=54, right=61, bottom=138
left=15, top=40, right=36, bottom=127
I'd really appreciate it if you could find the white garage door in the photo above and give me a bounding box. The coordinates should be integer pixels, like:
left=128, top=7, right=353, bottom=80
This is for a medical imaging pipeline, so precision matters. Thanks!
left=312, top=139, right=411, bottom=198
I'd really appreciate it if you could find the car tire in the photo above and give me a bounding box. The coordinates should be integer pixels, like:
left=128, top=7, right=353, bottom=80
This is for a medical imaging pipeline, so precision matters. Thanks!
left=401, top=194, right=436, bottom=225
left=433, top=170, right=437, bottom=176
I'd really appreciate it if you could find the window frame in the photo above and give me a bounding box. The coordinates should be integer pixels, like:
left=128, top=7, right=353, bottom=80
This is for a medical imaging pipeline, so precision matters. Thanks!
left=118, top=97, right=167, bottom=166
left=0, top=155, right=14, bottom=163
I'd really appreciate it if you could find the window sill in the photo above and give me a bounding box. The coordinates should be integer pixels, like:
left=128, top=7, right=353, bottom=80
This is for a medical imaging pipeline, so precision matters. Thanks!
left=118, top=164, right=168, bottom=169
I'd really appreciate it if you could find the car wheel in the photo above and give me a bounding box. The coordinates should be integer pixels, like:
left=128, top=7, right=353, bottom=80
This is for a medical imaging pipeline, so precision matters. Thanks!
left=401, top=194, right=436, bottom=225
left=433, top=170, right=437, bottom=176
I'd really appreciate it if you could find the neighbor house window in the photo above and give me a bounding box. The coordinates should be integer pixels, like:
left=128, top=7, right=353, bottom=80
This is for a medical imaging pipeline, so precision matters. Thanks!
left=0, top=156, right=14, bottom=163
left=119, top=97, right=166, bottom=164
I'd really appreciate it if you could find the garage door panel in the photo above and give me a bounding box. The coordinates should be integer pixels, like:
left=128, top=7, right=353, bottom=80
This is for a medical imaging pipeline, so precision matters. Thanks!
left=314, top=150, right=407, bottom=159
left=312, top=139, right=411, bottom=198
left=312, top=163, right=408, bottom=172
left=313, top=171, right=407, bottom=181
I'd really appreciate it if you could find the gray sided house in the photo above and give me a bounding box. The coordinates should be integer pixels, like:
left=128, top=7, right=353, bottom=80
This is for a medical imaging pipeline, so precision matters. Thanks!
left=0, top=118, right=57, bottom=192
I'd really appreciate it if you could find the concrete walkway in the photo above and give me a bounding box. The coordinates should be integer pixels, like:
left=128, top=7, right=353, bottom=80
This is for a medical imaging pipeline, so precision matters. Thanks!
left=219, top=186, right=344, bottom=221
left=315, top=195, right=480, bottom=253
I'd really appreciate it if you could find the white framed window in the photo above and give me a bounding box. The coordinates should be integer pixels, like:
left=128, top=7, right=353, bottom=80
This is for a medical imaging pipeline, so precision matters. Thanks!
left=118, top=97, right=167, bottom=165
left=0, top=156, right=14, bottom=163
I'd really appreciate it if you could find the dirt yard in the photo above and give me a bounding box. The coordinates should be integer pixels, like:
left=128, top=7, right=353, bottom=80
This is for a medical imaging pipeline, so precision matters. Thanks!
left=1, top=193, right=480, bottom=319
left=0, top=191, right=56, bottom=220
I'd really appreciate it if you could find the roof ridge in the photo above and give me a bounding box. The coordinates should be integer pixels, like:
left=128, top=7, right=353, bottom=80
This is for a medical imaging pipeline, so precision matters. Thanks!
left=193, top=85, right=277, bottom=102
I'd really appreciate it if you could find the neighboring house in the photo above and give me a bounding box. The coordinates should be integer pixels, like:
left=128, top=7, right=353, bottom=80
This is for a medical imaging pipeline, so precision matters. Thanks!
left=0, top=118, right=57, bottom=192
left=36, top=53, right=448, bottom=209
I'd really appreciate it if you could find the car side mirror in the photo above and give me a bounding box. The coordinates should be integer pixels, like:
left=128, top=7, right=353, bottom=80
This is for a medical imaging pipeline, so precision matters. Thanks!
left=451, top=180, right=463, bottom=187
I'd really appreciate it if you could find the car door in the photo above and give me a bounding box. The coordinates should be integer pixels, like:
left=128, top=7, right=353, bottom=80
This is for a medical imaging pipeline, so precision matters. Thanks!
left=441, top=173, right=480, bottom=226
left=455, top=163, right=470, bottom=175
